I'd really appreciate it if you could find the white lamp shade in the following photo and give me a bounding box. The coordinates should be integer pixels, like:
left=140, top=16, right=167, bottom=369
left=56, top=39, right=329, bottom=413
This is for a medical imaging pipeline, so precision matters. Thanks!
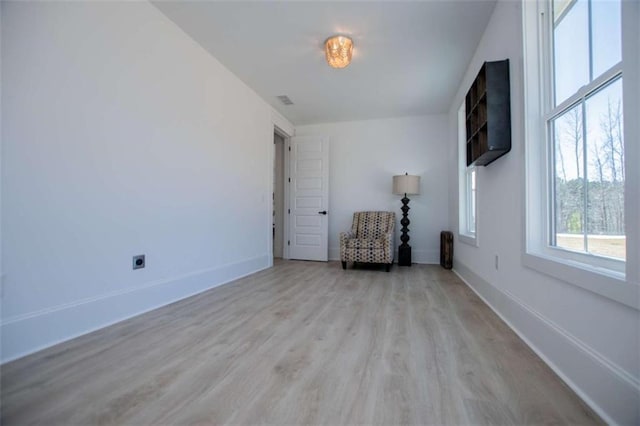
left=393, top=174, right=421, bottom=195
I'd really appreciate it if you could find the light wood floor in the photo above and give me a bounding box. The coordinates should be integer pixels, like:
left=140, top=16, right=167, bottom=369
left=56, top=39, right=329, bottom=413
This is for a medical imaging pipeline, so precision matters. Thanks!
left=1, top=261, right=601, bottom=425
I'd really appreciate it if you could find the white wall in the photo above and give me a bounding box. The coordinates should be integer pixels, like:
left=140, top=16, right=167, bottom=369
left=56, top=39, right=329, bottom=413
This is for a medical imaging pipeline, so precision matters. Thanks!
left=448, top=1, right=639, bottom=424
left=296, top=115, right=449, bottom=264
left=1, top=1, right=278, bottom=361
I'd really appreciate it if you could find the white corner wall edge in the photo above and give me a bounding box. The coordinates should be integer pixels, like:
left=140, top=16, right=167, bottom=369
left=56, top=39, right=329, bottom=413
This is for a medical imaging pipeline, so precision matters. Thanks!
left=328, top=248, right=439, bottom=265
left=453, top=261, right=640, bottom=426
left=0, top=255, right=270, bottom=364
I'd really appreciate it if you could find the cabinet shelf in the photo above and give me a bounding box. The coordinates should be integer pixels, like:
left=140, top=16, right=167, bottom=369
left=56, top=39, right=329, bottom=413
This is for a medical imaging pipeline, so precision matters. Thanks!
left=466, top=92, right=487, bottom=120
left=465, top=60, right=511, bottom=167
left=466, top=121, right=487, bottom=141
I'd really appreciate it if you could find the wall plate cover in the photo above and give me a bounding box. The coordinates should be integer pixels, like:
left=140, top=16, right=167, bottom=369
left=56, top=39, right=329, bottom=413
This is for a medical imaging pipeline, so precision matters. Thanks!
left=133, top=254, right=145, bottom=270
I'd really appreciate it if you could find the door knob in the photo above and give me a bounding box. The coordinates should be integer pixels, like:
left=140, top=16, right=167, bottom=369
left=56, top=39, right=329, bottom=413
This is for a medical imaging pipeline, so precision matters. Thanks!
left=318, top=211, right=328, bottom=215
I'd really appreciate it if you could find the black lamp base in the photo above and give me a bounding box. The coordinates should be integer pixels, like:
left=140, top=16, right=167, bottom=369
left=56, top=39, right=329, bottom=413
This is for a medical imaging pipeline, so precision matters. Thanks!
left=398, top=245, right=412, bottom=266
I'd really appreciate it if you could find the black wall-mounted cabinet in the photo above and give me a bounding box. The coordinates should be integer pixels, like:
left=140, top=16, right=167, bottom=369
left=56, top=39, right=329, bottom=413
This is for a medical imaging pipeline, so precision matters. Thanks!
left=465, top=59, right=511, bottom=167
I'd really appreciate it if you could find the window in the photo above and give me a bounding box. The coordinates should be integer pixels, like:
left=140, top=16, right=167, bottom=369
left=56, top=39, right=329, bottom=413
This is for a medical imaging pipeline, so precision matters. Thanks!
left=466, top=168, right=477, bottom=234
left=523, top=0, right=638, bottom=308
left=549, top=0, right=624, bottom=263
left=458, top=102, right=477, bottom=245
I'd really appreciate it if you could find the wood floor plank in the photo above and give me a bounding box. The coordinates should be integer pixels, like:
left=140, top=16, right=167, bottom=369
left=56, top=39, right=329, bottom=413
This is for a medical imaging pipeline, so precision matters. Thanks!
left=1, top=261, right=601, bottom=425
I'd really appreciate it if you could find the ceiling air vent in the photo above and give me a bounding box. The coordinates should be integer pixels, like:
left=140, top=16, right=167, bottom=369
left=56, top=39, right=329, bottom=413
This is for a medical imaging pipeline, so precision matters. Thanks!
left=277, top=95, right=294, bottom=105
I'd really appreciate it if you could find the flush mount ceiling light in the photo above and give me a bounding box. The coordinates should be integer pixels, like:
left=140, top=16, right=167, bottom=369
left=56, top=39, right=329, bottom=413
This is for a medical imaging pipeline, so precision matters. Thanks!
left=324, top=35, right=353, bottom=69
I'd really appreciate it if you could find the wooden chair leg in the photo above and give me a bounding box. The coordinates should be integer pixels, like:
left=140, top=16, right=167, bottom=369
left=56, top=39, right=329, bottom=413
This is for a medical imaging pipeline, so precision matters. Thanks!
left=341, top=261, right=347, bottom=270
left=386, top=263, right=391, bottom=272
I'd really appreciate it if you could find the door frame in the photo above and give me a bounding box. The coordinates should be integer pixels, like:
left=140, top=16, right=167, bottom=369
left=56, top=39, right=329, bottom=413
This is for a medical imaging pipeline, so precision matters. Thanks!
left=271, top=125, right=292, bottom=264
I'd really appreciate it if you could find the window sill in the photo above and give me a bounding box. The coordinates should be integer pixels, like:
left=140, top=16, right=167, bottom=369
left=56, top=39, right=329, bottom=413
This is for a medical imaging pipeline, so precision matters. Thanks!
left=522, top=251, right=638, bottom=310
left=458, top=233, right=478, bottom=247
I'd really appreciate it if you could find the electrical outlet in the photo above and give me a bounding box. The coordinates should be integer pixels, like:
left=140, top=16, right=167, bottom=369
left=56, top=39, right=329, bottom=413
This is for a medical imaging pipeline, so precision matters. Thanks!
left=495, top=255, right=499, bottom=270
left=133, top=254, right=145, bottom=270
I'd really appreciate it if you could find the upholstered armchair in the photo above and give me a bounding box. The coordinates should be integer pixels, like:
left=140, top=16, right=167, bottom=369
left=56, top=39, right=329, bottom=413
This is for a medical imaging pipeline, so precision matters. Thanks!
left=340, top=211, right=396, bottom=272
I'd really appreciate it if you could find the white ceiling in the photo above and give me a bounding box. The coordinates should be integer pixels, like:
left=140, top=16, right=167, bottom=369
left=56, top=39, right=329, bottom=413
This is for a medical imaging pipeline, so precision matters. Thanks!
left=153, top=1, right=497, bottom=125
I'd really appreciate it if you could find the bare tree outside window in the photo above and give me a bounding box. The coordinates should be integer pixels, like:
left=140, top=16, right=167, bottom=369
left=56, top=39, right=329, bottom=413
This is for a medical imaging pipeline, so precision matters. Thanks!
left=553, top=79, right=625, bottom=260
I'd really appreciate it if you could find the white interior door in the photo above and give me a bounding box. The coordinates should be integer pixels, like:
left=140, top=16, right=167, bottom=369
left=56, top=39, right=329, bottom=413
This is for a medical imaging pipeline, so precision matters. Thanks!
left=288, top=135, right=329, bottom=261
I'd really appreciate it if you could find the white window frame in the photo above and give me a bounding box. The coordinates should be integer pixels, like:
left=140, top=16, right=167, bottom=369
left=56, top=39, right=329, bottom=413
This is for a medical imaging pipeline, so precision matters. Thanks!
left=522, top=0, right=639, bottom=309
left=458, top=102, right=478, bottom=246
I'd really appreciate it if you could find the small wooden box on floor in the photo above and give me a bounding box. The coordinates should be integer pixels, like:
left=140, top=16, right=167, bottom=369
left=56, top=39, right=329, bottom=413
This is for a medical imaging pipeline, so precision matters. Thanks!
left=440, top=231, right=453, bottom=269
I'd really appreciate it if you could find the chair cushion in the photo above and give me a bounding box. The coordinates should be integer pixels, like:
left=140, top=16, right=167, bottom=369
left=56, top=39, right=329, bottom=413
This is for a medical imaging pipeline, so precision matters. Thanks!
left=346, top=238, right=385, bottom=250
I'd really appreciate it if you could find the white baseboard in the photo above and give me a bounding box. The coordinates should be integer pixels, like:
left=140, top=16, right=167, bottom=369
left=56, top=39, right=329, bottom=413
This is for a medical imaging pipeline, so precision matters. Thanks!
left=328, top=247, right=439, bottom=264
left=454, top=260, right=640, bottom=426
left=410, top=249, right=439, bottom=264
left=1, top=255, right=270, bottom=363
